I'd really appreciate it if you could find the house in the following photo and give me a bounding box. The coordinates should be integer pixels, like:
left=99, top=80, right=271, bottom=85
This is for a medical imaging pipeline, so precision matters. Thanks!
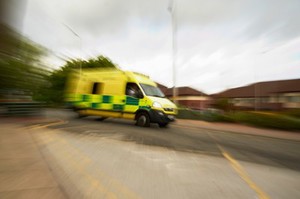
left=158, top=85, right=212, bottom=110
left=213, top=79, right=300, bottom=110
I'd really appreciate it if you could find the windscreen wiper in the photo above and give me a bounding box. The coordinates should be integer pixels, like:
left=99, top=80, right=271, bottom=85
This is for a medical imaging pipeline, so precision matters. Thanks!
left=151, top=95, right=165, bottom=98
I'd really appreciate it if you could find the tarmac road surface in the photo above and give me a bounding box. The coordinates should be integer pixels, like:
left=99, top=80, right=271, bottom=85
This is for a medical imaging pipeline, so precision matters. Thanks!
left=27, top=109, right=300, bottom=199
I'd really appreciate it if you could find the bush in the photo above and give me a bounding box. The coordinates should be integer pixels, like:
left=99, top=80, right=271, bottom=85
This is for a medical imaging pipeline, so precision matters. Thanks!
left=214, top=98, right=232, bottom=111
left=282, top=109, right=300, bottom=118
left=228, top=111, right=300, bottom=131
left=177, top=109, right=202, bottom=120
left=177, top=108, right=235, bottom=122
left=176, top=109, right=300, bottom=131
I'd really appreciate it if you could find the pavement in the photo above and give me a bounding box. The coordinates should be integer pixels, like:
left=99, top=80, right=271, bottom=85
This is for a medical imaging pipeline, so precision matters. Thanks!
left=0, top=119, right=68, bottom=199
left=0, top=116, right=299, bottom=199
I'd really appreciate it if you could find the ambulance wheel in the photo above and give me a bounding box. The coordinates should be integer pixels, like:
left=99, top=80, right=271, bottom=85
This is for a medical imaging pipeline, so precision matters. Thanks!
left=136, top=112, right=150, bottom=127
left=158, top=122, right=169, bottom=128
left=96, top=117, right=107, bottom=121
left=76, top=111, right=86, bottom=118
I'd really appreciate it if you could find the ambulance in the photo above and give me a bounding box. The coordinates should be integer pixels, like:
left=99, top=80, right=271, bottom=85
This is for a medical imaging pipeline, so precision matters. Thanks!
left=65, top=68, right=177, bottom=127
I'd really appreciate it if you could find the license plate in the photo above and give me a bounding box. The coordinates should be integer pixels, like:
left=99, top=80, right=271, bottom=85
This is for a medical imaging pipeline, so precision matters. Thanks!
left=167, top=115, right=174, bottom=120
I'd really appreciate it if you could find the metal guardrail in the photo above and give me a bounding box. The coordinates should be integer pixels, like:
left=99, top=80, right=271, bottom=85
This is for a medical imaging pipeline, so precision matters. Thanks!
left=0, top=102, right=44, bottom=116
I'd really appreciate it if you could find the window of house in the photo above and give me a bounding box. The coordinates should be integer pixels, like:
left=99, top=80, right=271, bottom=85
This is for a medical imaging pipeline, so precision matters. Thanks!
left=288, top=96, right=300, bottom=102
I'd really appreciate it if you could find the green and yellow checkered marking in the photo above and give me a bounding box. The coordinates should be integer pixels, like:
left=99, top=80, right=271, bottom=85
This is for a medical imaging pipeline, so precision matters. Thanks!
left=68, top=94, right=150, bottom=113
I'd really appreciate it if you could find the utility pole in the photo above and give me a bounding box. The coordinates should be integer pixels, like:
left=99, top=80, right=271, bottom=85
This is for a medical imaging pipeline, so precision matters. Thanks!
left=168, top=0, right=177, bottom=104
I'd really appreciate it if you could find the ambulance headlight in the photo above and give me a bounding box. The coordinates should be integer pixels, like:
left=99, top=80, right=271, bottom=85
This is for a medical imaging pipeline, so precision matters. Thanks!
left=152, top=101, right=162, bottom=108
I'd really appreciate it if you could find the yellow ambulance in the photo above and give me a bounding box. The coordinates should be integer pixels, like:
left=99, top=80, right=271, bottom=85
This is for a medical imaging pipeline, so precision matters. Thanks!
left=65, top=68, right=177, bottom=127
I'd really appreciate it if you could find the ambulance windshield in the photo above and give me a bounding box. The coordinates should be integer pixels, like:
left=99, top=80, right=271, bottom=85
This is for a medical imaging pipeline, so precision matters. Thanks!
left=140, top=84, right=165, bottom=98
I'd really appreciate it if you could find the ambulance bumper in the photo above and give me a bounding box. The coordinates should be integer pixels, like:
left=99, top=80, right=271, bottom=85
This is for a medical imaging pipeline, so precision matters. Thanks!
left=149, top=110, right=176, bottom=123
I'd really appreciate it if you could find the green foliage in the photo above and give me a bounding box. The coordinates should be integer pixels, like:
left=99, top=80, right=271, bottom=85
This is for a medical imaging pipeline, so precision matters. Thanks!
left=82, top=56, right=117, bottom=69
left=177, top=109, right=200, bottom=120
left=227, top=112, right=300, bottom=131
left=0, top=24, right=49, bottom=100
left=177, top=108, right=300, bottom=131
left=177, top=108, right=234, bottom=122
left=281, top=109, right=300, bottom=118
left=214, top=98, right=232, bottom=111
left=61, top=56, right=117, bottom=70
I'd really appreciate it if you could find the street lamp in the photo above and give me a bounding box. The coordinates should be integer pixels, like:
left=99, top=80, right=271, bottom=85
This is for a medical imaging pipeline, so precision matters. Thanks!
left=168, top=0, right=177, bottom=104
left=63, top=23, right=82, bottom=75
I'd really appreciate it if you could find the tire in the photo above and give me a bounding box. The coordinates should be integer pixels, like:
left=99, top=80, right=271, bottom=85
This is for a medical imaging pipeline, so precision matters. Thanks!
left=136, top=112, right=150, bottom=127
left=75, top=109, right=86, bottom=119
left=158, top=122, right=169, bottom=128
left=77, top=112, right=86, bottom=118
left=96, top=117, right=107, bottom=121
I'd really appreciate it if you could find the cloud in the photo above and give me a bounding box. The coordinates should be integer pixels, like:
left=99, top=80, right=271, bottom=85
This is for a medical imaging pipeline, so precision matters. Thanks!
left=176, top=0, right=300, bottom=43
left=20, top=0, right=300, bottom=94
left=51, top=0, right=170, bottom=36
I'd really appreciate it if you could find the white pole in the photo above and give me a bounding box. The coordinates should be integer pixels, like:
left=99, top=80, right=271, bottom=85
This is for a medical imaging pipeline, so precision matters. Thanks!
left=169, top=0, right=177, bottom=104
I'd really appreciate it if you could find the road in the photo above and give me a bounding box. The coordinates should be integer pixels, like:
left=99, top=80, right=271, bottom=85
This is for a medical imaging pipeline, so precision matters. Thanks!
left=28, top=109, right=300, bottom=199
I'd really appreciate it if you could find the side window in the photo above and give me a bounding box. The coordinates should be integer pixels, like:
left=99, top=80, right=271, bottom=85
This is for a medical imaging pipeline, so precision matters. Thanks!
left=126, top=83, right=143, bottom=98
left=92, top=82, right=103, bottom=94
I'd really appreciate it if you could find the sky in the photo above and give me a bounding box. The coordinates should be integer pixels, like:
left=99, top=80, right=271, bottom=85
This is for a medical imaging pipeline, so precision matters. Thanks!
left=9, top=0, right=300, bottom=94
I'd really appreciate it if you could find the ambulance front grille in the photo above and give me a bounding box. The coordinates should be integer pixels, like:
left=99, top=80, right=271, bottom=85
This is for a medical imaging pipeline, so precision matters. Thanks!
left=164, top=108, right=174, bottom=112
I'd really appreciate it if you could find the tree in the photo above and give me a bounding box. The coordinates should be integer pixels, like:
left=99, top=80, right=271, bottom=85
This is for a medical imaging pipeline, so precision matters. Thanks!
left=0, top=24, right=49, bottom=99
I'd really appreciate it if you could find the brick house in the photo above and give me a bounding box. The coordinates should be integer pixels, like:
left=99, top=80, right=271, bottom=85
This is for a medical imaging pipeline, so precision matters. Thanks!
left=212, top=79, right=300, bottom=110
left=157, top=83, right=212, bottom=110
